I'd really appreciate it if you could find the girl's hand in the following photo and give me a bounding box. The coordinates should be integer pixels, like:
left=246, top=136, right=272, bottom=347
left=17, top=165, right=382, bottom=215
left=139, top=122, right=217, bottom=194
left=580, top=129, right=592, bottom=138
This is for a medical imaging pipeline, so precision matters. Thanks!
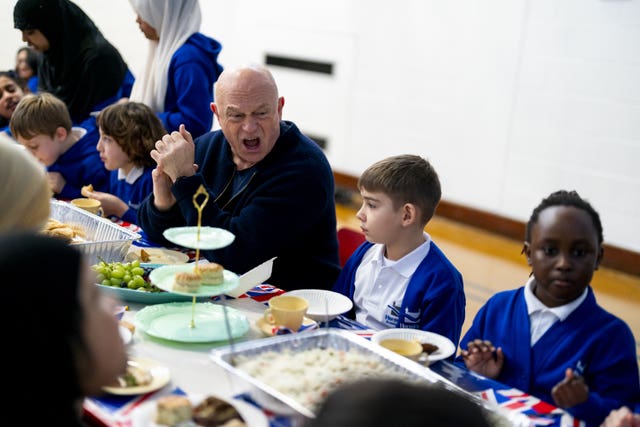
left=551, top=368, right=589, bottom=408
left=460, top=339, right=504, bottom=379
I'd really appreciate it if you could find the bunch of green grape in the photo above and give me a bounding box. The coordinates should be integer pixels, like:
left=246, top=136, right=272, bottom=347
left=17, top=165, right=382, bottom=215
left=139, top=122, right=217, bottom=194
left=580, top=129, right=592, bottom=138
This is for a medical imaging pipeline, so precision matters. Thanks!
left=92, top=259, right=160, bottom=292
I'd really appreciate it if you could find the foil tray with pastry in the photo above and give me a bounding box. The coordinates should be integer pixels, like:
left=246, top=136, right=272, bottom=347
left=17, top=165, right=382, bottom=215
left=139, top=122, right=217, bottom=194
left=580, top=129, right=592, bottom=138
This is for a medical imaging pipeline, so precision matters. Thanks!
left=45, top=199, right=140, bottom=265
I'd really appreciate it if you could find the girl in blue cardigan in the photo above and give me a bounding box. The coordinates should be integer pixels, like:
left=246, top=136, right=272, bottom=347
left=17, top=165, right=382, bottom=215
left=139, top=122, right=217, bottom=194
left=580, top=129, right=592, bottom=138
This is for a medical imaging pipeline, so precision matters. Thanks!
left=457, top=190, right=640, bottom=427
left=87, top=102, right=166, bottom=224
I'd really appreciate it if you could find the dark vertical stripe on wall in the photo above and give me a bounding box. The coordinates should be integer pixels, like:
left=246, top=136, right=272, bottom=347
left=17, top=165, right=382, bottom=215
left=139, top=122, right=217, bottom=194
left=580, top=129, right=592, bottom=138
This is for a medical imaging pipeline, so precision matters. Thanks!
left=265, top=54, right=333, bottom=75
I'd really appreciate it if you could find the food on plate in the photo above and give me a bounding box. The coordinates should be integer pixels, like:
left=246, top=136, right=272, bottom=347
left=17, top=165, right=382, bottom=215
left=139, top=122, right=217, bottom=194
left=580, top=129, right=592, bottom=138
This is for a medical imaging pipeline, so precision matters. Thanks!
left=117, top=362, right=153, bottom=388
left=92, top=260, right=159, bottom=291
left=126, top=247, right=189, bottom=265
left=139, top=248, right=151, bottom=263
left=80, top=184, right=94, bottom=197
left=379, top=338, right=423, bottom=359
left=421, top=342, right=439, bottom=354
left=198, top=263, right=224, bottom=285
left=155, top=395, right=193, bottom=426
left=192, top=396, right=245, bottom=427
left=41, top=218, right=86, bottom=242
left=173, top=271, right=202, bottom=293
left=171, top=263, right=226, bottom=292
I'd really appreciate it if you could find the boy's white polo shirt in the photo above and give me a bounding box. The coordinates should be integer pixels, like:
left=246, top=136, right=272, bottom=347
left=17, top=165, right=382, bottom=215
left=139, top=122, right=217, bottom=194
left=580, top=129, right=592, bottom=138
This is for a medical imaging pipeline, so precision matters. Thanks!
left=353, top=232, right=431, bottom=329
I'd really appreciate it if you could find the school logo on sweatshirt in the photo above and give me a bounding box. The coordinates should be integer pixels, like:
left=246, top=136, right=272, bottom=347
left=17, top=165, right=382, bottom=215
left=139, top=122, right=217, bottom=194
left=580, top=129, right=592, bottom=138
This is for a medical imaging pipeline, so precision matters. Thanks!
left=383, top=303, right=421, bottom=328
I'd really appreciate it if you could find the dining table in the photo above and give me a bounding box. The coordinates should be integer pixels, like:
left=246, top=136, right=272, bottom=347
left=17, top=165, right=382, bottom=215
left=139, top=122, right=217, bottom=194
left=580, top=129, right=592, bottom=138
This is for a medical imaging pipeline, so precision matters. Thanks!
left=83, top=291, right=586, bottom=427
left=82, top=217, right=585, bottom=427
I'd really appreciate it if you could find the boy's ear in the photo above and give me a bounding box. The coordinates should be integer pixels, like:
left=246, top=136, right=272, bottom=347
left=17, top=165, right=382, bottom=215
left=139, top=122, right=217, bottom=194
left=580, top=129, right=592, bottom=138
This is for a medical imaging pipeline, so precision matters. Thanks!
left=401, top=203, right=418, bottom=226
left=54, top=126, right=68, bottom=141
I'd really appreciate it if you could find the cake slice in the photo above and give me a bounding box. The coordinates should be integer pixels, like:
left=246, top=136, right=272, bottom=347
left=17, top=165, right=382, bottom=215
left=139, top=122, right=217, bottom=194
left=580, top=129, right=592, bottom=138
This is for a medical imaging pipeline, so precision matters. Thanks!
left=199, top=263, right=224, bottom=286
left=155, top=395, right=192, bottom=426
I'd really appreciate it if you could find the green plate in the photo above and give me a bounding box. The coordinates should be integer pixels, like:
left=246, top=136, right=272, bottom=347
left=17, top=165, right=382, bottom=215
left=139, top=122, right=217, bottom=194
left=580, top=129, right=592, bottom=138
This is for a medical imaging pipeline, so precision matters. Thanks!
left=163, top=226, right=235, bottom=250
left=149, top=264, right=239, bottom=297
left=135, top=302, right=249, bottom=342
left=96, top=283, right=204, bottom=304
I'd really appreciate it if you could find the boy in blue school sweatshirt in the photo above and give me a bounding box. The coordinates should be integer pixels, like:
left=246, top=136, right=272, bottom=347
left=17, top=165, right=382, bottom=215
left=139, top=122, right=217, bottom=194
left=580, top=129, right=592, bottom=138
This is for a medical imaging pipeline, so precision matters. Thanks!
left=85, top=101, right=166, bottom=224
left=332, top=154, right=466, bottom=347
left=10, top=92, right=108, bottom=200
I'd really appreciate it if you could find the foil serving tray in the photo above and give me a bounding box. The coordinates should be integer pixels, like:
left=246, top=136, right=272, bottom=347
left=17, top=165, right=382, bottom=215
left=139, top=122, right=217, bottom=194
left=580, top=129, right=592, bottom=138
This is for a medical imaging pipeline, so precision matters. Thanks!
left=50, top=199, right=140, bottom=264
left=210, top=328, right=527, bottom=426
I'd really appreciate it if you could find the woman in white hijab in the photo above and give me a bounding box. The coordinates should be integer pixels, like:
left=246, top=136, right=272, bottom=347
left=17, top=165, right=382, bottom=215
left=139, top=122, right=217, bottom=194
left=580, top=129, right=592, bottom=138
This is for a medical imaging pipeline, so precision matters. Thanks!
left=128, top=0, right=223, bottom=139
left=0, top=134, right=50, bottom=232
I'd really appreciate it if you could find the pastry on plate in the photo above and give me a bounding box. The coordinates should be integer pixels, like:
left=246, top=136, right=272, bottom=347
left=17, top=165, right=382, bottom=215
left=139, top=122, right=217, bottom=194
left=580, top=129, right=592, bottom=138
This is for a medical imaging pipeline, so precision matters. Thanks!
left=192, top=396, right=245, bottom=427
left=155, top=395, right=192, bottom=426
left=199, top=263, right=224, bottom=285
left=173, top=271, right=201, bottom=293
left=117, top=362, right=153, bottom=388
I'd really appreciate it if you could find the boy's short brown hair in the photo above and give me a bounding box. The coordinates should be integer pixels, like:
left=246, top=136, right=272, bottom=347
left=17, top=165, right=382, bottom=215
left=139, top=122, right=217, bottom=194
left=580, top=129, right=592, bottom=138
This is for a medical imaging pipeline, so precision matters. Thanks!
left=10, top=92, right=72, bottom=139
left=358, top=154, right=441, bottom=225
left=96, top=102, right=166, bottom=168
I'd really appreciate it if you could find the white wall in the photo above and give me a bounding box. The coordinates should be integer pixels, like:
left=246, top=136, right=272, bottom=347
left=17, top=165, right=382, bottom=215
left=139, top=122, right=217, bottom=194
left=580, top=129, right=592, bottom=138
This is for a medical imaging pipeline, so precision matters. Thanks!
left=2, top=0, right=639, bottom=252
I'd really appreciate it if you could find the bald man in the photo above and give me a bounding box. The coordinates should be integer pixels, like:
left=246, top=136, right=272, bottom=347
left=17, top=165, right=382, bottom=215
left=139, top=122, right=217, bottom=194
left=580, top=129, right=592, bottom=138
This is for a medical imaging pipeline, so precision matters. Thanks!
left=138, top=65, right=340, bottom=291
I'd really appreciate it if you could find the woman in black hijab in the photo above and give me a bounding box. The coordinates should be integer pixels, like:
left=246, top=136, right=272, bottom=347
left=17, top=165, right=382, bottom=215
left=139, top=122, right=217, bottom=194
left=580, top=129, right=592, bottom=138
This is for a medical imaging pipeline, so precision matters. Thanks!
left=1, top=232, right=127, bottom=426
left=14, top=0, right=130, bottom=124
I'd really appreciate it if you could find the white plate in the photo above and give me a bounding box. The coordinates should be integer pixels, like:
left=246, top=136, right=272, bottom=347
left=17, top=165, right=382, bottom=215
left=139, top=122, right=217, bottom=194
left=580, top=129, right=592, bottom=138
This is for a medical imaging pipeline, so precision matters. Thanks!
left=370, top=329, right=456, bottom=362
left=129, top=394, right=269, bottom=427
left=103, top=357, right=171, bottom=395
left=127, top=246, right=190, bottom=265
left=149, top=264, right=239, bottom=297
left=285, top=289, right=353, bottom=321
left=163, top=227, right=235, bottom=250
left=119, top=325, right=133, bottom=345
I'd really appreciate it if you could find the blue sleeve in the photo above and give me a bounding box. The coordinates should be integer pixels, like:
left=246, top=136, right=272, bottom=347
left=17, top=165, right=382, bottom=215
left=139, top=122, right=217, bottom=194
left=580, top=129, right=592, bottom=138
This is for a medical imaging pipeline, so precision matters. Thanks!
left=121, top=208, right=137, bottom=224
left=159, top=51, right=213, bottom=138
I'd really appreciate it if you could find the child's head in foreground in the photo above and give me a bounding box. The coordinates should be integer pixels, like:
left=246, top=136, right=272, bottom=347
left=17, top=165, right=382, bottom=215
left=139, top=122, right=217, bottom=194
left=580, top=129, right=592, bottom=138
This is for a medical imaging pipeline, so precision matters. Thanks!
left=10, top=92, right=72, bottom=166
left=356, top=154, right=441, bottom=243
left=523, top=189, right=604, bottom=308
left=96, top=101, right=165, bottom=171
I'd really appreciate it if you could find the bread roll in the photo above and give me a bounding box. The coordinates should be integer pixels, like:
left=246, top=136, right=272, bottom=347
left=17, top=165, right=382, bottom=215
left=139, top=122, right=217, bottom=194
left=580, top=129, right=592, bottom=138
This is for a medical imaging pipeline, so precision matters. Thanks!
left=173, top=272, right=201, bottom=293
left=199, top=263, right=224, bottom=285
